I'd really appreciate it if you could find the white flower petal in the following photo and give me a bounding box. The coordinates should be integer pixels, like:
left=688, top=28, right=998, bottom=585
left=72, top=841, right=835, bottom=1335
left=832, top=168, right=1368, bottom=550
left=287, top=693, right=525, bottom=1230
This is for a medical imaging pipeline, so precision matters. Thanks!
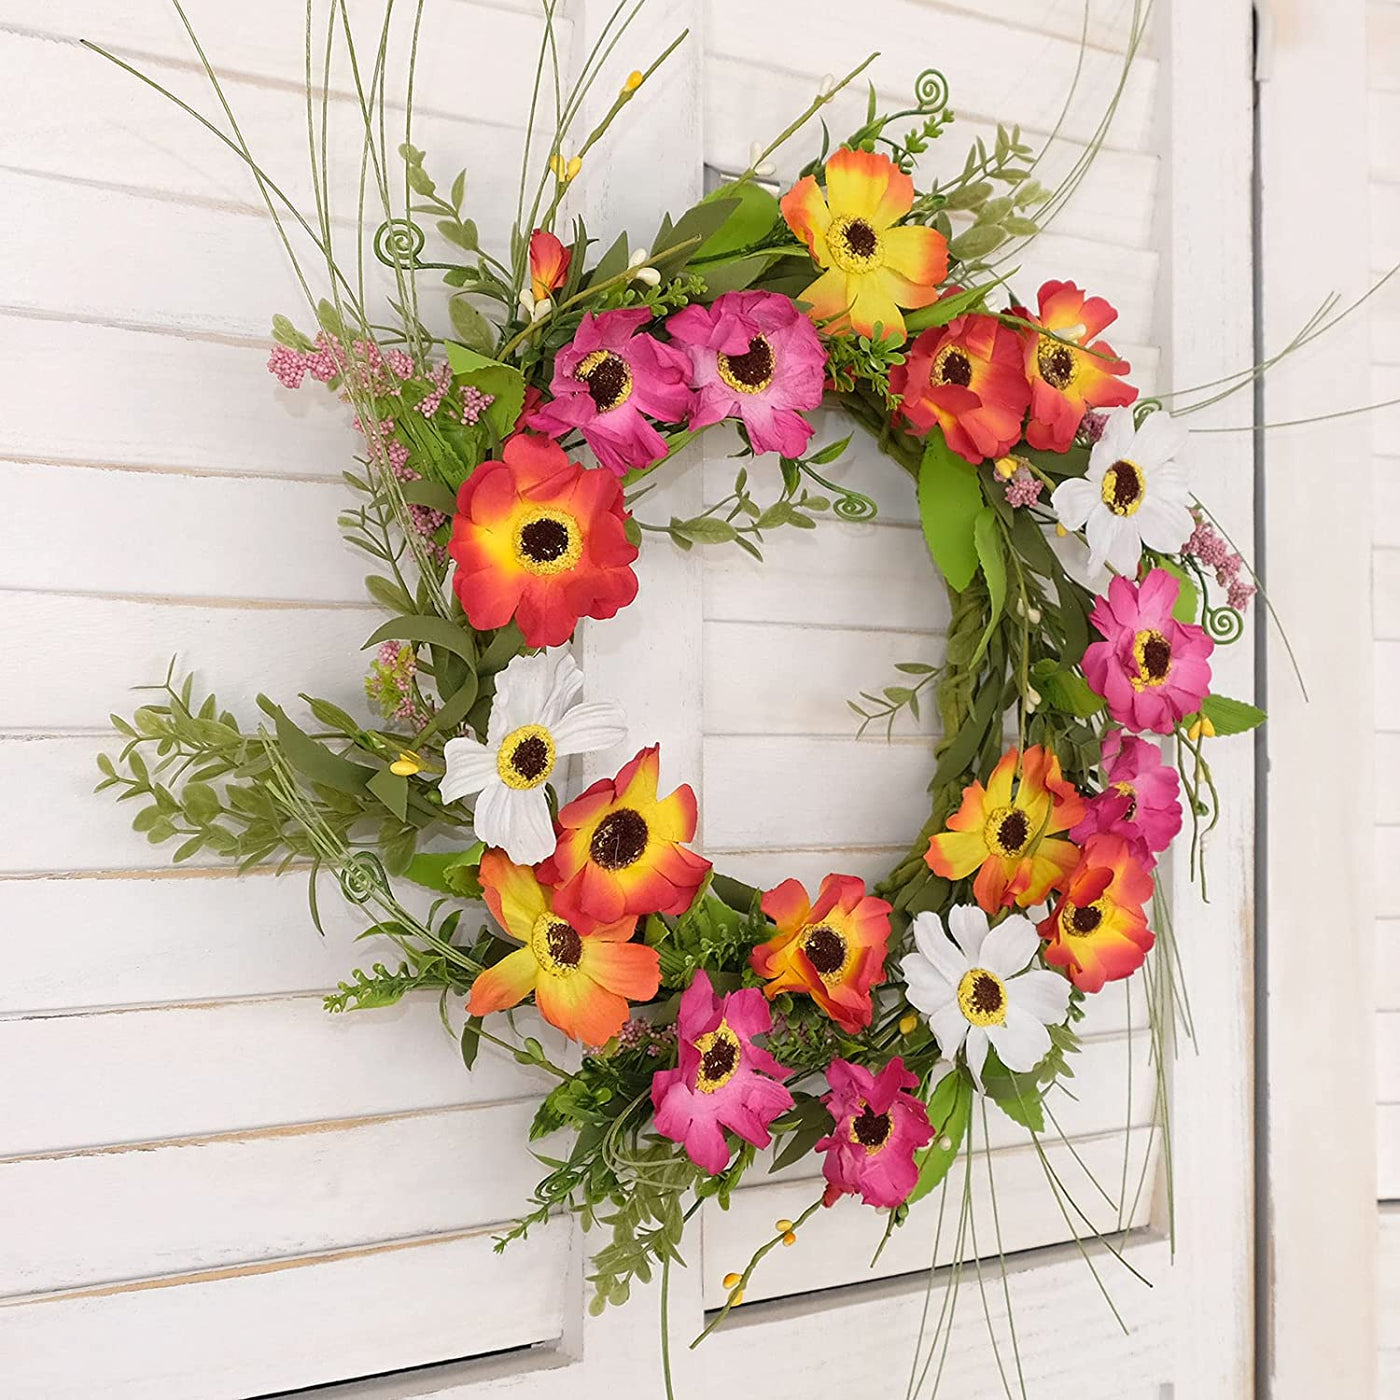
left=901, top=958, right=951, bottom=1014
left=1050, top=477, right=1096, bottom=531
left=439, top=739, right=499, bottom=804
left=1096, top=406, right=1137, bottom=464
left=987, top=1007, right=1052, bottom=1073
left=946, top=904, right=990, bottom=964
left=1134, top=497, right=1195, bottom=554
left=930, top=1000, right=971, bottom=1063
left=1128, top=408, right=1189, bottom=469
left=472, top=783, right=557, bottom=864
left=488, top=651, right=556, bottom=744
left=1085, top=511, right=1128, bottom=574
left=538, top=650, right=586, bottom=728
left=909, top=913, right=970, bottom=987
left=1008, top=968, right=1072, bottom=1027
left=980, top=914, right=1039, bottom=979
left=964, top=1025, right=991, bottom=1089
left=1102, top=514, right=1145, bottom=576
left=1049, top=527, right=1113, bottom=594
left=551, top=700, right=627, bottom=757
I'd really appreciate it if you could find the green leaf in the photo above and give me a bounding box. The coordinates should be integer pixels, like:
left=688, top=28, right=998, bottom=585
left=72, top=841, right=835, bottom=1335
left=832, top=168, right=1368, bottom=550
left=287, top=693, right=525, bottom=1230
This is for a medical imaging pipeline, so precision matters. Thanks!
left=917, top=432, right=984, bottom=592
left=259, top=700, right=372, bottom=796
left=1030, top=661, right=1105, bottom=718
left=405, top=844, right=487, bottom=898
left=1200, top=693, right=1267, bottom=735
left=367, top=768, right=409, bottom=821
left=979, top=1056, right=1046, bottom=1131
left=417, top=671, right=480, bottom=741
left=182, top=782, right=221, bottom=825
left=694, top=182, right=781, bottom=259
left=1158, top=559, right=1201, bottom=624
left=653, top=197, right=739, bottom=267
left=443, top=342, right=526, bottom=439
left=903, top=273, right=1014, bottom=334
left=365, top=574, right=414, bottom=614
left=671, top=516, right=738, bottom=545
left=948, top=224, right=1007, bottom=262
left=808, top=433, right=853, bottom=465
left=461, top=1016, right=484, bottom=1070
left=363, top=615, right=477, bottom=666
left=448, top=297, right=495, bottom=355
left=907, top=1071, right=973, bottom=1206
left=970, top=508, right=1007, bottom=666
left=590, top=231, right=631, bottom=286
left=698, top=253, right=771, bottom=297
left=401, top=479, right=459, bottom=515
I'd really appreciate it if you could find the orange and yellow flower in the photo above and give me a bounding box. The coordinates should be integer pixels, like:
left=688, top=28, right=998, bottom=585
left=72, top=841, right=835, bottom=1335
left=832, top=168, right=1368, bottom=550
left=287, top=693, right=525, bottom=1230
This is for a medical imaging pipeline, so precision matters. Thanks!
left=449, top=432, right=639, bottom=649
left=780, top=147, right=948, bottom=341
left=751, top=873, right=893, bottom=1033
left=537, top=745, right=712, bottom=934
left=1018, top=281, right=1137, bottom=451
left=469, top=850, right=660, bottom=1045
left=1038, top=834, right=1155, bottom=992
left=528, top=228, right=571, bottom=304
left=926, top=746, right=1087, bottom=913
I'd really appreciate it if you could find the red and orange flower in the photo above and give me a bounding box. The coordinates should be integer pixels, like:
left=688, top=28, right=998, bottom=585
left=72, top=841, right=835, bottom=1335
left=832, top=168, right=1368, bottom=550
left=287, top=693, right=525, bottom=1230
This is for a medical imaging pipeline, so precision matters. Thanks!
left=538, top=745, right=712, bottom=934
left=926, top=745, right=1087, bottom=913
left=780, top=147, right=948, bottom=341
left=751, top=873, right=892, bottom=1033
left=1018, top=281, right=1137, bottom=452
left=528, top=228, right=571, bottom=305
left=449, top=432, right=639, bottom=649
left=891, top=309, right=1031, bottom=463
left=1038, top=834, right=1155, bottom=992
left=469, top=850, right=660, bottom=1045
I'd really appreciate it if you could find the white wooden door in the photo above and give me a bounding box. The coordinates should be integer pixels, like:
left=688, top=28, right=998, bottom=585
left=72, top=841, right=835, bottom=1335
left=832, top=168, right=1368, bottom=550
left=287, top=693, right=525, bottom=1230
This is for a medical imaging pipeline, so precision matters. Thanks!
left=0, top=1, right=1256, bottom=1395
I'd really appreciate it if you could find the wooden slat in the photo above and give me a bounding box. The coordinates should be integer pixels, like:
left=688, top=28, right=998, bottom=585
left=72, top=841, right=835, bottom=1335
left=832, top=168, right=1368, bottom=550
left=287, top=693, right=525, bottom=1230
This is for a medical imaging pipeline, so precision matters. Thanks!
left=1380, top=1011, right=1400, bottom=1104
left=1379, top=741, right=1400, bottom=824
left=1382, top=1205, right=1400, bottom=1349
left=0, top=1100, right=543, bottom=1297
left=1371, top=94, right=1400, bottom=183
left=910, top=0, right=1146, bottom=50
left=1379, top=643, right=1400, bottom=731
left=1382, top=829, right=1400, bottom=919
left=0, top=993, right=551, bottom=1155
left=1376, top=456, right=1400, bottom=547
left=1379, top=920, right=1400, bottom=1012
left=0, top=1219, right=570, bottom=1400
left=1379, top=1105, right=1400, bottom=1199
left=1378, top=547, right=1400, bottom=638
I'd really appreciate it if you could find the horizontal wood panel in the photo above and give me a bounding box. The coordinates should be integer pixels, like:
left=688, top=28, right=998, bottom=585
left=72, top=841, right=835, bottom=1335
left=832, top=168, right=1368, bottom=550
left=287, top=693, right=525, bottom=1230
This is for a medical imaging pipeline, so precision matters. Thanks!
left=1381, top=741, right=1400, bottom=824
left=5, top=590, right=375, bottom=732
left=1379, top=547, right=1400, bottom=637
left=0, top=318, right=353, bottom=478
left=0, top=1100, right=542, bottom=1297
left=1382, top=1206, right=1400, bottom=1350
left=703, top=620, right=942, bottom=737
left=1377, top=456, right=1400, bottom=547
left=910, top=0, right=1145, bottom=49
left=1372, top=95, right=1400, bottom=183
left=1380, top=644, right=1400, bottom=731
left=1380, top=1010, right=1400, bottom=1104
left=1380, top=919, right=1400, bottom=1010
left=0, top=993, right=551, bottom=1155
left=0, top=1219, right=570, bottom=1400
left=0, top=870, right=404, bottom=1013
left=1382, top=829, right=1400, bottom=918
left=702, top=1125, right=1158, bottom=1306
left=0, top=460, right=360, bottom=603
left=1380, top=1106, right=1400, bottom=1199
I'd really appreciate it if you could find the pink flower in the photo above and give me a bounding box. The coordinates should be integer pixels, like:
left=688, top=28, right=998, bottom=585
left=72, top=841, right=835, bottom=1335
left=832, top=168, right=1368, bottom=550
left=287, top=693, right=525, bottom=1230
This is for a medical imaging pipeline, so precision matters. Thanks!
left=666, top=291, right=826, bottom=458
left=815, top=1057, right=934, bottom=1210
left=1082, top=570, right=1214, bottom=734
left=651, top=970, right=794, bottom=1175
left=1070, top=730, right=1183, bottom=866
left=529, top=309, right=693, bottom=475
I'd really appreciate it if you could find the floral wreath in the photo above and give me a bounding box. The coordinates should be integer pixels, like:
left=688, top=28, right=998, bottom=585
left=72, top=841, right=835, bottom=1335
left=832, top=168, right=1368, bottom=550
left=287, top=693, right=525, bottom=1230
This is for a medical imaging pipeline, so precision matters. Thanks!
left=95, top=7, right=1265, bottom=1381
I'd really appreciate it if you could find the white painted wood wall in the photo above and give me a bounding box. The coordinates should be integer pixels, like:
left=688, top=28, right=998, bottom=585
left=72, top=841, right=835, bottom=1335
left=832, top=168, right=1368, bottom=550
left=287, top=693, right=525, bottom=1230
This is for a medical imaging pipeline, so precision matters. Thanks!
left=0, top=1, right=1259, bottom=1396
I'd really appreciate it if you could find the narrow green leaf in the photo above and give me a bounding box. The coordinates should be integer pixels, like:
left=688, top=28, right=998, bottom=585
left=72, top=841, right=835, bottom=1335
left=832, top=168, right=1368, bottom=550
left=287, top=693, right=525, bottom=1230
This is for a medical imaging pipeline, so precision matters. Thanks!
left=1200, top=693, right=1267, bottom=735
left=405, top=844, right=487, bottom=897
left=368, top=768, right=409, bottom=821
left=970, top=508, right=1007, bottom=665
left=363, top=615, right=477, bottom=666
left=907, top=1071, right=973, bottom=1205
left=917, top=432, right=983, bottom=592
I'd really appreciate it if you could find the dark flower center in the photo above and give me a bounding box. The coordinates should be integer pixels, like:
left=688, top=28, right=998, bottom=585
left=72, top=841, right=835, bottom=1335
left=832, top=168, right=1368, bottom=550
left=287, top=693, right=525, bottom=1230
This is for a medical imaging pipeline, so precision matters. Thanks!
left=717, top=335, right=776, bottom=395
left=851, top=1104, right=893, bottom=1151
left=968, top=972, right=1004, bottom=1016
left=577, top=349, right=634, bottom=412
left=1133, top=629, right=1173, bottom=685
left=1101, top=459, right=1145, bottom=516
left=1066, top=902, right=1104, bottom=937
left=700, top=1037, right=738, bottom=1083
left=1037, top=339, right=1076, bottom=389
left=590, top=808, right=649, bottom=869
left=803, top=925, right=848, bottom=980
left=997, top=809, right=1030, bottom=854
left=935, top=346, right=973, bottom=387
left=546, top=920, right=582, bottom=968
left=841, top=218, right=878, bottom=259
left=519, top=517, right=572, bottom=564
left=1113, top=781, right=1138, bottom=822
left=508, top=735, right=551, bottom=782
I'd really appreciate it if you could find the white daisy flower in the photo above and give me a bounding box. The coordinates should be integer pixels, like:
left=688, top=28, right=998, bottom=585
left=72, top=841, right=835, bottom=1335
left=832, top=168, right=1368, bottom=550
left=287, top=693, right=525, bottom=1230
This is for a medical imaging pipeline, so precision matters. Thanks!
left=439, top=650, right=626, bottom=864
left=1049, top=406, right=1194, bottom=577
left=901, top=905, right=1070, bottom=1090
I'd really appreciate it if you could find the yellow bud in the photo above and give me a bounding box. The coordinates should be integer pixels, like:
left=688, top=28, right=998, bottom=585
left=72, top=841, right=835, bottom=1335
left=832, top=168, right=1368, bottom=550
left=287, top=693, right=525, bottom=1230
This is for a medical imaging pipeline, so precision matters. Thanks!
left=1055, top=522, right=1068, bottom=537
left=624, top=69, right=645, bottom=92
left=731, top=1289, right=745, bottom=1305
left=774, top=1218, right=794, bottom=1234
left=722, top=1272, right=742, bottom=1290
left=899, top=1012, right=920, bottom=1036
left=566, top=155, right=583, bottom=181
left=389, top=751, right=421, bottom=777
left=782, top=1231, right=797, bottom=1247
left=1187, top=714, right=1216, bottom=742
left=993, top=455, right=1018, bottom=481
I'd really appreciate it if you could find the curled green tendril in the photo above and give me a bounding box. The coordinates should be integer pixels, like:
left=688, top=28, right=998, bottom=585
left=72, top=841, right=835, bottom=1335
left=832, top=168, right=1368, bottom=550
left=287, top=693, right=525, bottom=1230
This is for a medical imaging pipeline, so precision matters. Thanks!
left=373, top=217, right=427, bottom=270
left=339, top=851, right=389, bottom=904
left=800, top=464, right=879, bottom=522
left=914, top=69, right=949, bottom=113
left=1132, top=397, right=1164, bottom=427
left=1202, top=603, right=1244, bottom=644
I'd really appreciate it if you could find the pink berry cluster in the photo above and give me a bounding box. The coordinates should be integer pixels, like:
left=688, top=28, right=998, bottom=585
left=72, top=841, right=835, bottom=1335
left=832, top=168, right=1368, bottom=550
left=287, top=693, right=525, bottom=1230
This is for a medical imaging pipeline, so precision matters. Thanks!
left=611, top=1017, right=679, bottom=1058
left=364, top=641, right=433, bottom=726
left=1184, top=512, right=1256, bottom=612
left=1004, top=462, right=1043, bottom=508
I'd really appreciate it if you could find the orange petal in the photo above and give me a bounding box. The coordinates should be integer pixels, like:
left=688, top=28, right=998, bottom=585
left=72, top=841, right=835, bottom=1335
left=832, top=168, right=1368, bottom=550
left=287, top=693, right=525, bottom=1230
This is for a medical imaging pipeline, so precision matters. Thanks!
left=580, top=938, right=660, bottom=1002
left=761, top=878, right=813, bottom=935
left=926, top=828, right=989, bottom=879
left=881, top=225, right=948, bottom=297
left=535, top=970, right=629, bottom=1044
left=846, top=275, right=905, bottom=341
left=798, top=266, right=853, bottom=324
left=479, top=850, right=549, bottom=941
left=780, top=175, right=832, bottom=258
left=984, top=749, right=1020, bottom=809
left=825, top=147, right=913, bottom=229
left=468, top=946, right=539, bottom=1017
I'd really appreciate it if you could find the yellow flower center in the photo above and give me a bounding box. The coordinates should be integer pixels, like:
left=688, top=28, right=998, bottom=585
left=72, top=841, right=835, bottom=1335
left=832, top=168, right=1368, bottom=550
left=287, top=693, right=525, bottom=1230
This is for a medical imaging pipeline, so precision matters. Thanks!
left=957, top=967, right=1008, bottom=1027
left=1060, top=899, right=1106, bottom=940
left=576, top=348, right=634, bottom=412
left=1112, top=780, right=1138, bottom=821
left=589, top=807, right=649, bottom=871
left=512, top=507, right=582, bottom=576
left=932, top=344, right=974, bottom=388
left=848, top=1102, right=894, bottom=1154
left=530, top=911, right=584, bottom=977
left=1036, top=336, right=1078, bottom=390
left=1131, top=628, right=1173, bottom=690
left=496, top=724, right=557, bottom=790
left=717, top=334, right=776, bottom=395
left=1100, top=458, right=1145, bottom=516
left=694, top=1021, right=742, bottom=1093
left=801, top=923, right=850, bottom=984
left=826, top=214, right=885, bottom=273
left=984, top=804, right=1032, bottom=858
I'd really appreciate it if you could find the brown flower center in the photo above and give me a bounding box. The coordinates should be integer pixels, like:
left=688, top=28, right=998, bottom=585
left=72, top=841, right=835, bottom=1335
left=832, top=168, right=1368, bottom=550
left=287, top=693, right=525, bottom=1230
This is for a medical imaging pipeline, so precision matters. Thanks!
left=512, top=508, right=582, bottom=576
left=694, top=1022, right=742, bottom=1094
left=1061, top=901, right=1105, bottom=939
left=827, top=215, right=885, bottom=273
left=590, top=808, right=649, bottom=870
left=956, top=967, right=1008, bottom=1027
left=984, top=805, right=1032, bottom=858
left=1036, top=337, right=1077, bottom=390
left=496, top=724, right=557, bottom=791
left=850, top=1104, right=893, bottom=1153
left=530, top=912, right=584, bottom=976
left=1131, top=628, right=1173, bottom=690
left=576, top=349, right=634, bottom=412
left=1101, top=459, right=1145, bottom=517
left=933, top=345, right=973, bottom=388
left=717, top=335, right=776, bottom=395
left=802, top=924, right=849, bottom=983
